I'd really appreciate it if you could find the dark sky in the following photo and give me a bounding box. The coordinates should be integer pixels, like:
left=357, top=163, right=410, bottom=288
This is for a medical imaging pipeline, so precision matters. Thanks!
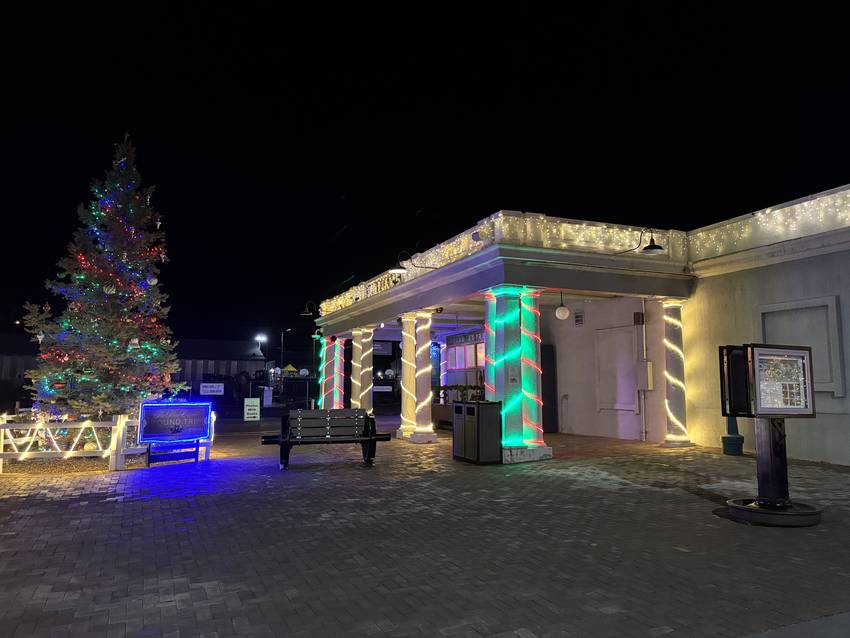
left=2, top=4, right=849, bottom=350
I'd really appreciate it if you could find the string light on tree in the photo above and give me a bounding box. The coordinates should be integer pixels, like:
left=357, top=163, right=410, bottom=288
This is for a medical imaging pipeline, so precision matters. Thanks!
left=21, top=137, right=183, bottom=418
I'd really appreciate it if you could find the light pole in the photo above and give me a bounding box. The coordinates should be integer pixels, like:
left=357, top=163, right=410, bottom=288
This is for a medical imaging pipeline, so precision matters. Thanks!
left=280, top=327, right=292, bottom=368
left=253, top=334, right=267, bottom=398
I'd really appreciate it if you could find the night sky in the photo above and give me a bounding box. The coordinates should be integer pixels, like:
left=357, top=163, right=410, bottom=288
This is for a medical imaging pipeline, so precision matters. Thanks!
left=3, top=4, right=849, bottom=352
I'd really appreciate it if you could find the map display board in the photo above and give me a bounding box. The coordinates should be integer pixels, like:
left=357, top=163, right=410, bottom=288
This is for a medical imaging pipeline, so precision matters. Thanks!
left=752, top=346, right=815, bottom=417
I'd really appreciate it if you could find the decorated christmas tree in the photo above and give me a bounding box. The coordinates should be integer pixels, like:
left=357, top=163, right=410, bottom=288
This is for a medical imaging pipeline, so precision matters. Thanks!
left=22, top=138, right=184, bottom=418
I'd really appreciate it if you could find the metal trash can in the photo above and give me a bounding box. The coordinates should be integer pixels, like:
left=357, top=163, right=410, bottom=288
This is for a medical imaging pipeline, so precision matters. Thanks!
left=452, top=401, right=502, bottom=464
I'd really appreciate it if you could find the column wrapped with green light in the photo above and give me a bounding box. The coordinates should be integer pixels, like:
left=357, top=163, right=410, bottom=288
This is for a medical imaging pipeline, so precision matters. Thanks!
left=318, top=337, right=333, bottom=408
left=494, top=292, right=523, bottom=446
left=484, top=294, right=497, bottom=401
left=520, top=292, right=544, bottom=446
left=663, top=302, right=691, bottom=444
left=333, top=338, right=346, bottom=409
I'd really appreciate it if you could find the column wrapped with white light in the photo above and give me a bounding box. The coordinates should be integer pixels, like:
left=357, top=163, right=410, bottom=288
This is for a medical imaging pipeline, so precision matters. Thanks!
left=663, top=301, right=692, bottom=446
left=351, top=329, right=362, bottom=409
left=359, top=327, right=374, bottom=414
left=410, top=311, right=437, bottom=443
left=400, top=313, right=417, bottom=437
left=439, top=342, right=448, bottom=403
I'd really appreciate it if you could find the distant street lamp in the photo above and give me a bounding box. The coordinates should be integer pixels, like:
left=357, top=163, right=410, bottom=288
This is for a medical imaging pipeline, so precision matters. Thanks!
left=255, top=333, right=267, bottom=360
left=280, top=327, right=292, bottom=368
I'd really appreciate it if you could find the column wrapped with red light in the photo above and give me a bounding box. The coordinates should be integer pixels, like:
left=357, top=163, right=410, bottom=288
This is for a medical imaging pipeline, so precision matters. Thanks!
left=333, top=337, right=346, bottom=409
left=520, top=292, right=544, bottom=446
left=319, top=337, right=334, bottom=409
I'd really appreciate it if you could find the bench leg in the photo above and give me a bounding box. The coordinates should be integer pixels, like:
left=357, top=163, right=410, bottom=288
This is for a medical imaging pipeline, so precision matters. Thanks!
left=361, top=441, right=376, bottom=465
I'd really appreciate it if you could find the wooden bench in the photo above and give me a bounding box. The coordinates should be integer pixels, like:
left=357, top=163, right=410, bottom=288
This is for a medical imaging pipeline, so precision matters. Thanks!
left=261, top=409, right=391, bottom=469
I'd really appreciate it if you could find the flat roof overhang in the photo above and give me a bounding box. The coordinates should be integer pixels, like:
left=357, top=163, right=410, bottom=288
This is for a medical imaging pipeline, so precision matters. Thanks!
left=316, top=244, right=695, bottom=335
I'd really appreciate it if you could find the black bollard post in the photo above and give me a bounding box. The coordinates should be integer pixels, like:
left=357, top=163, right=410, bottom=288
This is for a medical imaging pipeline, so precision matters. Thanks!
left=754, top=417, right=790, bottom=508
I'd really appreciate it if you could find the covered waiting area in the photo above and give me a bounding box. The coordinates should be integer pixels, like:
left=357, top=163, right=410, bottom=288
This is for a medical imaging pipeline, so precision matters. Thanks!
left=315, top=211, right=695, bottom=463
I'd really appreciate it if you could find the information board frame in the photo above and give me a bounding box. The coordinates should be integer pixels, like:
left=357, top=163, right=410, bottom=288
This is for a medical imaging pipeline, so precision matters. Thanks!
left=750, top=344, right=816, bottom=418
left=139, top=402, right=213, bottom=444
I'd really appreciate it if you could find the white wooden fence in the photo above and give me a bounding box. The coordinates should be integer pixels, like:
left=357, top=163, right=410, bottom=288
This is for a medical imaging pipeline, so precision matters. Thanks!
left=0, top=414, right=148, bottom=473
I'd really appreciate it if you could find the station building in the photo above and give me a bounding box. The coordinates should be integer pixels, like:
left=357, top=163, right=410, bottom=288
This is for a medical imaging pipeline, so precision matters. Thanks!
left=315, top=185, right=850, bottom=465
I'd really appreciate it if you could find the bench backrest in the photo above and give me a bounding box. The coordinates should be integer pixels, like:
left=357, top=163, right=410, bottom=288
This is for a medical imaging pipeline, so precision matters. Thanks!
left=288, top=409, right=368, bottom=440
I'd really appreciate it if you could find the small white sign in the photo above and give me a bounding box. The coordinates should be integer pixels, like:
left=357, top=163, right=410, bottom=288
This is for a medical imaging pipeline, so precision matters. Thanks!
left=373, top=385, right=393, bottom=392
left=200, top=383, right=225, bottom=395
left=243, top=397, right=261, bottom=421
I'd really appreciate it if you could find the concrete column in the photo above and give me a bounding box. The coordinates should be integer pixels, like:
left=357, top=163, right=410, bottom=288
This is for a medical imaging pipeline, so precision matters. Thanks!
left=359, top=327, right=374, bottom=414
left=520, top=292, right=545, bottom=446
left=662, top=301, right=692, bottom=446
left=487, top=287, right=553, bottom=463
left=351, top=329, right=362, bottom=409
left=494, top=294, right=523, bottom=446
left=400, top=313, right=417, bottom=437
left=318, top=337, right=335, bottom=409
left=438, top=342, right=448, bottom=403
left=332, top=337, right=346, bottom=409
left=410, top=311, right=438, bottom=443
left=484, top=294, right=497, bottom=401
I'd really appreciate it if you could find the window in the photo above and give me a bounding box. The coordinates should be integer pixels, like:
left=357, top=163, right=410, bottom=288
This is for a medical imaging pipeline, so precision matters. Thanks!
left=454, top=346, right=465, bottom=369
left=446, top=342, right=485, bottom=370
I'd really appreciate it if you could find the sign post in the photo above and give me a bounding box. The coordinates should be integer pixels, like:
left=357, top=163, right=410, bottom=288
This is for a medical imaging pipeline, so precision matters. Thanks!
left=200, top=383, right=225, bottom=396
left=243, top=397, right=260, bottom=422
left=719, top=344, right=821, bottom=526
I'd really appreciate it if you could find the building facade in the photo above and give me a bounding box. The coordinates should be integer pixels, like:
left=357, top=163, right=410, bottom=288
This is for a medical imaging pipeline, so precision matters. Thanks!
left=316, top=185, right=850, bottom=465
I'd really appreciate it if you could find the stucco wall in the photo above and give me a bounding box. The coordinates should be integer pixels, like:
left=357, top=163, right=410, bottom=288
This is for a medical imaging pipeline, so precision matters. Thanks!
left=542, top=297, right=668, bottom=441
left=685, top=250, right=850, bottom=465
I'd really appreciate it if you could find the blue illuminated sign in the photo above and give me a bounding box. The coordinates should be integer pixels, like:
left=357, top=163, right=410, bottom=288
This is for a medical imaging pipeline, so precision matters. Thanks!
left=139, top=402, right=212, bottom=443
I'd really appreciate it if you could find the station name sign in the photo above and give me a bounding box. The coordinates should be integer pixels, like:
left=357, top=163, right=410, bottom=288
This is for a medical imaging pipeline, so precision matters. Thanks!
left=139, top=402, right=212, bottom=443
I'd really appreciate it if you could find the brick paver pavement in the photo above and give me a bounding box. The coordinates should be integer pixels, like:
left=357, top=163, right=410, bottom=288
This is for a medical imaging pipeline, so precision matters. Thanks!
left=1, top=431, right=849, bottom=637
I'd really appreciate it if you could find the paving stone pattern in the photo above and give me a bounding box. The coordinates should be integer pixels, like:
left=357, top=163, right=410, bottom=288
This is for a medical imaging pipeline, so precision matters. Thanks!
left=1, top=432, right=850, bottom=637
